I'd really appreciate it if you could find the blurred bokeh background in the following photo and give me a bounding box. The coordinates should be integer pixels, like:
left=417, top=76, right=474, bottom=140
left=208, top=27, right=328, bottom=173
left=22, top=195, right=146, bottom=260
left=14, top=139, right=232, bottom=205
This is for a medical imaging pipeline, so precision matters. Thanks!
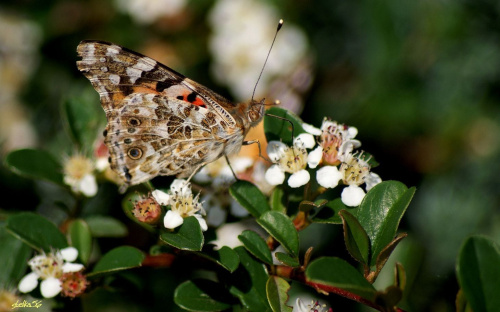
left=1, top=0, right=500, bottom=311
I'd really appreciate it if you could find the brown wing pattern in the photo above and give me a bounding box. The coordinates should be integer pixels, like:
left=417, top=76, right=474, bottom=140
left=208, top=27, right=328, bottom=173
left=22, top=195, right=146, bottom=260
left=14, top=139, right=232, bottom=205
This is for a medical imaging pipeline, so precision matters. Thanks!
left=104, top=93, right=227, bottom=185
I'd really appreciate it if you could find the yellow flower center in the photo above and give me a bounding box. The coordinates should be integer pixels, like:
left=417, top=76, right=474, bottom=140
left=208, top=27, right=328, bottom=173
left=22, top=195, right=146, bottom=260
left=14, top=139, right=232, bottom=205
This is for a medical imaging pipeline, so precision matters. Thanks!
left=277, top=145, right=308, bottom=174
left=64, top=156, right=93, bottom=180
left=29, top=253, right=64, bottom=279
left=340, top=154, right=370, bottom=186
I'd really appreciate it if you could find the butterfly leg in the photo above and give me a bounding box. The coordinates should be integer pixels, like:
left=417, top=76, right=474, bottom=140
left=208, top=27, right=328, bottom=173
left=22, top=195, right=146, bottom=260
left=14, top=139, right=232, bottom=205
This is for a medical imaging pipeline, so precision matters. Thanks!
left=243, top=140, right=271, bottom=163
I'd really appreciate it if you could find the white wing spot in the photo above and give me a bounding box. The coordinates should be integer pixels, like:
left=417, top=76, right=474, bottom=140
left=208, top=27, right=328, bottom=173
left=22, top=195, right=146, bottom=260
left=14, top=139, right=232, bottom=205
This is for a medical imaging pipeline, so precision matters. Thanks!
left=99, top=57, right=106, bottom=62
left=100, top=66, right=108, bottom=72
left=109, top=74, right=120, bottom=85
left=106, top=46, right=121, bottom=57
left=126, top=67, right=142, bottom=84
left=135, top=58, right=156, bottom=71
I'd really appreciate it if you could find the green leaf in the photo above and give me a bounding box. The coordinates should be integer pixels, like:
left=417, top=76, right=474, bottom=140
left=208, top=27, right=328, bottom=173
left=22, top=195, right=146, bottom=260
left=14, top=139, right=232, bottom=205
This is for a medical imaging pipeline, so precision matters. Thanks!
left=374, top=285, right=403, bottom=311
left=356, top=181, right=415, bottom=266
left=270, top=187, right=286, bottom=213
left=199, top=245, right=240, bottom=273
left=257, top=211, right=299, bottom=258
left=340, top=210, right=370, bottom=266
left=0, top=224, right=32, bottom=289
left=306, top=257, right=376, bottom=301
left=230, top=247, right=271, bottom=312
left=89, top=246, right=145, bottom=277
left=312, top=198, right=348, bottom=224
left=266, top=276, right=293, bottom=312
left=160, top=216, right=204, bottom=251
left=239, top=230, right=273, bottom=265
left=174, top=279, right=234, bottom=311
left=230, top=180, right=271, bottom=218
left=67, top=219, right=92, bottom=265
left=275, top=252, right=300, bottom=268
left=5, top=149, right=64, bottom=185
left=374, top=233, right=407, bottom=278
left=85, top=216, right=128, bottom=237
left=62, top=96, right=104, bottom=148
left=5, top=212, right=67, bottom=252
left=457, top=236, right=500, bottom=312
left=264, top=106, right=305, bottom=145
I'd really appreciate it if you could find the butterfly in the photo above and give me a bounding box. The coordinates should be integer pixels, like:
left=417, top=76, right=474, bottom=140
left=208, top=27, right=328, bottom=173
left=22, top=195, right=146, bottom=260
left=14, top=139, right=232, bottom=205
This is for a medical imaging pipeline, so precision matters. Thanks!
left=76, top=40, right=265, bottom=189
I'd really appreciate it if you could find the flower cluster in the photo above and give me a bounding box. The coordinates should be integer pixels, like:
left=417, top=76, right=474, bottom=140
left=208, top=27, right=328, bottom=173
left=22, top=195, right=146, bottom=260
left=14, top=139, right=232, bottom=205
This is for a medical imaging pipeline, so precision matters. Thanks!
left=18, top=247, right=86, bottom=298
left=151, top=179, right=207, bottom=231
left=265, top=118, right=381, bottom=207
left=63, top=155, right=98, bottom=197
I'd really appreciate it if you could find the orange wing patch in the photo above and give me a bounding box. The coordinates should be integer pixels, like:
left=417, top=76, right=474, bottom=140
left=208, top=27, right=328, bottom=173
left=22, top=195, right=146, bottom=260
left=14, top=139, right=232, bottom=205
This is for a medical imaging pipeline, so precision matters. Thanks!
left=176, top=91, right=206, bottom=108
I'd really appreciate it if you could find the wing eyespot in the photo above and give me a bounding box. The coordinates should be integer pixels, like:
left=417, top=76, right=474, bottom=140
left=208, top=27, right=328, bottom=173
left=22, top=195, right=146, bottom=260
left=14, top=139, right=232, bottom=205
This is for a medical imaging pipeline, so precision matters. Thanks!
left=128, top=117, right=141, bottom=126
left=128, top=147, right=143, bottom=160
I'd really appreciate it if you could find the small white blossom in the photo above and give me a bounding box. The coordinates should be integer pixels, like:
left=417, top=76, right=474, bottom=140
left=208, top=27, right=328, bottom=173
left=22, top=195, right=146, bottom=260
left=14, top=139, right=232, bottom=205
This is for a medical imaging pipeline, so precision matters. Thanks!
left=265, top=136, right=315, bottom=188
left=63, top=155, right=98, bottom=197
left=114, top=0, right=186, bottom=24
left=18, top=247, right=84, bottom=298
left=316, top=166, right=343, bottom=189
left=153, top=179, right=207, bottom=231
left=295, top=298, right=331, bottom=312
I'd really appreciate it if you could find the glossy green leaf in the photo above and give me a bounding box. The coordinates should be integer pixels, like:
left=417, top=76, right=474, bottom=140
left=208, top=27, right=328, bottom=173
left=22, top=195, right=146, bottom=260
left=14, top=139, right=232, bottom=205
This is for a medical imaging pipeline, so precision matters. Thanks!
left=374, top=233, right=407, bottom=277
left=257, top=211, right=299, bottom=258
left=67, top=219, right=92, bottom=265
left=275, top=252, right=300, bottom=268
left=85, top=215, right=128, bottom=237
left=0, top=224, right=31, bottom=289
left=457, top=236, right=500, bottom=312
left=264, top=106, right=305, bottom=145
left=5, top=212, right=67, bottom=252
left=230, top=180, right=271, bottom=217
left=340, top=210, right=370, bottom=265
left=239, top=230, right=273, bottom=265
left=356, top=181, right=415, bottom=266
left=174, top=279, right=234, bottom=311
left=306, top=257, right=376, bottom=301
left=312, top=198, right=349, bottom=224
left=5, top=149, right=63, bottom=185
left=160, top=216, right=204, bottom=251
left=266, top=276, right=293, bottom=312
left=62, top=96, right=104, bottom=148
left=89, top=246, right=145, bottom=277
left=199, top=246, right=240, bottom=272
left=230, top=247, right=271, bottom=312
left=270, top=187, right=286, bottom=213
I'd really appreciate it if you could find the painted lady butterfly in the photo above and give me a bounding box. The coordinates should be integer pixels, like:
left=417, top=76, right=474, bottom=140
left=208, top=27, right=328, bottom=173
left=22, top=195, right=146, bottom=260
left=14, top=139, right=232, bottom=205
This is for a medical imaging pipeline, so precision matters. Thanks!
left=76, top=40, right=264, bottom=189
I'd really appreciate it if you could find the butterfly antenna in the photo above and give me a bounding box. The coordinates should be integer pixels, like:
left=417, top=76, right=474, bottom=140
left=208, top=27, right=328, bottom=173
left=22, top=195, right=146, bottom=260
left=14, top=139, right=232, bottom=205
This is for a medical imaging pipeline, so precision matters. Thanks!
left=251, top=19, right=284, bottom=104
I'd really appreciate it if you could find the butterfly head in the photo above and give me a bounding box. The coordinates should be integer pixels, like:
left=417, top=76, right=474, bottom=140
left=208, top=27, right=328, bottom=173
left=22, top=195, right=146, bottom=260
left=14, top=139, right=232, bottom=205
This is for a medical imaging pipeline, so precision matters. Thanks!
left=247, top=99, right=266, bottom=127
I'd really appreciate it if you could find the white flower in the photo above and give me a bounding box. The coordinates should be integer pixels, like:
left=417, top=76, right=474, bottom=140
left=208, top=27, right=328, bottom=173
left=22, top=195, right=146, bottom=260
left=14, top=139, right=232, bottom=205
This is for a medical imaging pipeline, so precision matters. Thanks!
left=265, top=135, right=315, bottom=188
left=208, top=0, right=310, bottom=107
left=114, top=0, right=186, bottom=24
left=152, top=179, right=207, bottom=231
left=18, top=247, right=84, bottom=298
left=307, top=119, right=359, bottom=168
left=63, top=155, right=98, bottom=197
left=338, top=152, right=381, bottom=207
left=295, top=298, right=331, bottom=312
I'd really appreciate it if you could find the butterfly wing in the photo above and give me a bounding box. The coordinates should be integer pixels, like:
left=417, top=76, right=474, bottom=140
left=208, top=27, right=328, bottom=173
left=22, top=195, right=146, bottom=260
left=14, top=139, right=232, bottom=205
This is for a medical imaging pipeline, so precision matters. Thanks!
left=76, top=40, right=245, bottom=186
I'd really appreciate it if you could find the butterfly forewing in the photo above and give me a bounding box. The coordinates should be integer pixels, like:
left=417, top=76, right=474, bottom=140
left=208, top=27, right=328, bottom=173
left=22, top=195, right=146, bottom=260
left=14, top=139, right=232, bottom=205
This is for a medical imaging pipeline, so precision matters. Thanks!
left=76, top=40, right=250, bottom=187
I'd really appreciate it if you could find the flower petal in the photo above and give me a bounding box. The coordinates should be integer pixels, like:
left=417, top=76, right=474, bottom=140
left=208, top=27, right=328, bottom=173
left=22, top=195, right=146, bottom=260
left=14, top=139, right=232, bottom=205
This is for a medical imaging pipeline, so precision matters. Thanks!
left=152, top=189, right=170, bottom=205
left=40, top=277, right=62, bottom=298
left=365, top=172, right=382, bottom=191
left=302, top=122, right=322, bottom=136
left=163, top=210, right=184, bottom=229
left=170, top=179, right=192, bottom=196
left=307, top=146, right=323, bottom=169
left=60, top=247, right=78, bottom=262
left=267, top=141, right=287, bottom=162
left=79, top=174, right=98, bottom=197
left=345, top=126, right=358, bottom=140
left=288, top=169, right=310, bottom=188
left=195, top=214, right=208, bottom=231
left=18, top=272, right=39, bottom=293
left=294, top=133, right=315, bottom=149
left=265, top=165, right=286, bottom=185
left=62, top=262, right=84, bottom=273
left=316, top=166, right=343, bottom=188
left=341, top=185, right=366, bottom=207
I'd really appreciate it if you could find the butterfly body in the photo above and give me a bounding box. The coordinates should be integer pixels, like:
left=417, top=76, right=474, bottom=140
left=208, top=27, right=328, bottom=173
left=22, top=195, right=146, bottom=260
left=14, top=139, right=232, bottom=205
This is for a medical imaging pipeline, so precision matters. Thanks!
left=77, top=40, right=264, bottom=187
